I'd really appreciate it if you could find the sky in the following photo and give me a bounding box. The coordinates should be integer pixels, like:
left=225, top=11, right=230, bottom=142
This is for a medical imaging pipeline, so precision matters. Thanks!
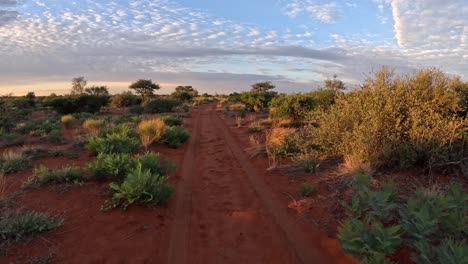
left=0, top=0, right=467, bottom=95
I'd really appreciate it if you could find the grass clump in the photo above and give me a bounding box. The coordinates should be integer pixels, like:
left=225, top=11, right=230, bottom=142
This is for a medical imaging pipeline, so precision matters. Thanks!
left=299, top=183, right=315, bottom=197
left=162, top=127, right=189, bottom=148
left=24, top=165, right=82, bottom=188
left=0, top=151, right=30, bottom=175
left=134, top=152, right=176, bottom=176
left=87, top=153, right=134, bottom=180
left=137, top=118, right=166, bottom=150
left=46, top=129, right=64, bottom=144
left=102, top=163, right=173, bottom=211
left=0, top=212, right=63, bottom=242
left=247, top=122, right=263, bottom=133
left=61, top=115, right=75, bottom=129
left=83, top=119, right=105, bottom=136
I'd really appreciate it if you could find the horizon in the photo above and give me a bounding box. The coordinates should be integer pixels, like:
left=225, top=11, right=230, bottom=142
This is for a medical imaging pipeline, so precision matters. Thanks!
left=0, top=0, right=467, bottom=95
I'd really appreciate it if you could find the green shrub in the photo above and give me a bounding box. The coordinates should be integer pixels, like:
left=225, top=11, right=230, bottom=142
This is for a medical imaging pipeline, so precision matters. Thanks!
left=313, top=67, right=468, bottom=172
left=44, top=95, right=109, bottom=114
left=435, top=239, right=467, bottom=264
left=47, top=149, right=65, bottom=157
left=292, top=153, right=321, bottom=173
left=338, top=219, right=402, bottom=262
left=87, top=134, right=140, bottom=155
left=129, top=105, right=143, bottom=114
left=299, top=183, right=314, bottom=197
left=0, top=151, right=30, bottom=174
left=110, top=92, right=141, bottom=108
left=143, top=98, right=181, bottom=113
left=0, top=212, right=63, bottom=242
left=16, top=118, right=60, bottom=136
left=0, top=131, right=25, bottom=147
left=247, top=122, right=263, bottom=133
left=87, top=153, right=134, bottom=180
left=161, top=115, right=183, bottom=126
left=46, top=129, right=64, bottom=143
left=102, top=163, right=173, bottom=211
left=270, top=93, right=316, bottom=124
left=134, top=152, right=176, bottom=176
left=162, top=127, right=190, bottom=148
left=72, top=112, right=94, bottom=121
left=25, top=165, right=82, bottom=188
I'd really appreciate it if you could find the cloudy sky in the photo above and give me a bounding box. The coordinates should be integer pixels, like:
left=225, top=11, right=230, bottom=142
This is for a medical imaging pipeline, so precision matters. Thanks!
left=0, top=0, right=467, bottom=95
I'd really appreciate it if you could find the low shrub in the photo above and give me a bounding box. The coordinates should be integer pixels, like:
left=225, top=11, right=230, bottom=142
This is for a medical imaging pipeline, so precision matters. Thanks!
left=292, top=153, right=321, bottom=173
left=47, top=149, right=65, bottom=157
left=247, top=122, right=263, bottom=133
left=44, top=94, right=109, bottom=114
left=16, top=118, right=60, bottom=136
left=24, top=165, right=82, bottom=188
left=137, top=118, right=166, bottom=150
left=270, top=93, right=316, bottom=124
left=61, top=115, right=75, bottom=129
left=129, top=105, right=143, bottom=114
left=161, top=115, right=183, bottom=126
left=0, top=211, right=63, bottom=242
left=46, top=129, right=64, bottom=143
left=162, top=127, right=190, bottom=148
left=87, top=153, right=134, bottom=180
left=87, top=126, right=140, bottom=155
left=0, top=151, right=30, bottom=174
left=102, top=163, right=173, bottom=211
left=134, top=152, right=176, bottom=176
left=83, top=119, right=105, bottom=136
left=143, top=98, right=181, bottom=113
left=0, top=131, right=25, bottom=148
left=110, top=92, right=141, bottom=108
left=299, top=183, right=315, bottom=197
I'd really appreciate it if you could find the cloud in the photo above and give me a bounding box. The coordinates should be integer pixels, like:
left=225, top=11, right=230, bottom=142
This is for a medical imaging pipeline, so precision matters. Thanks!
left=0, top=9, right=17, bottom=26
left=285, top=1, right=341, bottom=23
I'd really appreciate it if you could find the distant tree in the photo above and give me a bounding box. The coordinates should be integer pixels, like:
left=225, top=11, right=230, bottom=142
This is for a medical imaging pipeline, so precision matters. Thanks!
left=49, top=93, right=57, bottom=97
left=85, top=86, right=109, bottom=96
left=71, top=77, right=87, bottom=95
left=129, top=79, right=160, bottom=100
left=25, top=92, right=36, bottom=100
left=171, top=86, right=198, bottom=101
left=324, top=75, right=346, bottom=91
left=250, top=81, right=275, bottom=92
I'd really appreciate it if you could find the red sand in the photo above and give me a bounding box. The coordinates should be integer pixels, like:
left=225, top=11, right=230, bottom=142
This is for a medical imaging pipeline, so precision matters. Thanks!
left=1, top=104, right=356, bottom=264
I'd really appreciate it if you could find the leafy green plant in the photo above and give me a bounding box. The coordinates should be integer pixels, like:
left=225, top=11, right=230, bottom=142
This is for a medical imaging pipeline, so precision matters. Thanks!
left=299, top=183, right=315, bottom=197
left=162, top=127, right=190, bottom=148
left=134, top=152, right=176, bottom=176
left=161, top=115, right=183, bottom=126
left=143, top=98, right=181, bottom=113
left=435, top=239, right=468, bottom=264
left=87, top=153, right=134, bottom=180
left=87, top=133, right=140, bottom=155
left=102, top=163, right=173, bottom=211
left=0, top=151, right=30, bottom=174
left=24, top=165, right=82, bottom=188
left=338, top=218, right=402, bottom=262
left=0, top=211, right=63, bottom=242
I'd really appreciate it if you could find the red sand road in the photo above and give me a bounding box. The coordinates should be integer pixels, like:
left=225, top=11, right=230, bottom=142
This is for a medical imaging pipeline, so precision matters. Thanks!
left=1, top=103, right=355, bottom=264
left=167, top=104, right=354, bottom=264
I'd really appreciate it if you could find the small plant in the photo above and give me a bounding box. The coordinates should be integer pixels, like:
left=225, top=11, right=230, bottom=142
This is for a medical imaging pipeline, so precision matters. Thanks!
left=87, top=133, right=140, bottom=155
left=161, top=115, right=183, bottom=126
left=0, top=151, right=30, bottom=174
left=0, top=211, right=63, bottom=242
left=247, top=122, right=263, bottom=133
left=162, top=127, right=190, bottom=148
left=47, top=149, right=65, bottom=157
left=235, top=116, right=243, bottom=127
left=87, top=153, right=135, bottom=180
left=435, top=239, right=467, bottom=264
left=61, top=115, right=75, bottom=129
left=299, top=183, right=315, bottom=197
left=292, top=153, right=321, bottom=173
left=46, top=129, right=64, bottom=143
left=24, top=165, right=82, bottom=188
left=83, top=119, right=105, bottom=136
left=134, top=152, right=176, bottom=176
left=102, top=163, right=173, bottom=211
left=137, top=118, right=166, bottom=150
left=338, top=219, right=402, bottom=263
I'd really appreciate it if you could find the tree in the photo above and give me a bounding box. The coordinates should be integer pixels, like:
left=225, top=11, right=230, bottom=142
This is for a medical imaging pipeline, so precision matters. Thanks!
left=171, top=86, right=198, bottom=101
left=324, top=75, right=346, bottom=91
left=71, top=77, right=87, bottom=95
left=85, top=86, right=109, bottom=96
left=129, top=79, right=160, bottom=100
left=251, top=81, right=275, bottom=92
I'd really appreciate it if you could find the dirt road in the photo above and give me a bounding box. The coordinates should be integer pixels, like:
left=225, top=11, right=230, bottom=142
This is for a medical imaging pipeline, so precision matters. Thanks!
left=168, top=104, right=353, bottom=264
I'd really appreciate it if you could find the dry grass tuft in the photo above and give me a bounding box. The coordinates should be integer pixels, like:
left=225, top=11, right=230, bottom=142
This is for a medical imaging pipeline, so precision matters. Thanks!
left=83, top=119, right=105, bottom=136
left=138, top=118, right=166, bottom=150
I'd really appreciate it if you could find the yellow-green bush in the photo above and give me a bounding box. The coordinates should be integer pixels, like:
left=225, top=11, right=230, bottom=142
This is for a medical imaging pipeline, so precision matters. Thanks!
left=61, top=115, right=75, bottom=129
left=83, top=119, right=105, bottom=136
left=137, top=118, right=166, bottom=150
left=313, top=67, right=467, bottom=172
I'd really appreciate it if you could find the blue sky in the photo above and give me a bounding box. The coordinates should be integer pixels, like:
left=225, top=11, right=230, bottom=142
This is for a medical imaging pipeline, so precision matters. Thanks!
left=0, top=0, right=467, bottom=95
